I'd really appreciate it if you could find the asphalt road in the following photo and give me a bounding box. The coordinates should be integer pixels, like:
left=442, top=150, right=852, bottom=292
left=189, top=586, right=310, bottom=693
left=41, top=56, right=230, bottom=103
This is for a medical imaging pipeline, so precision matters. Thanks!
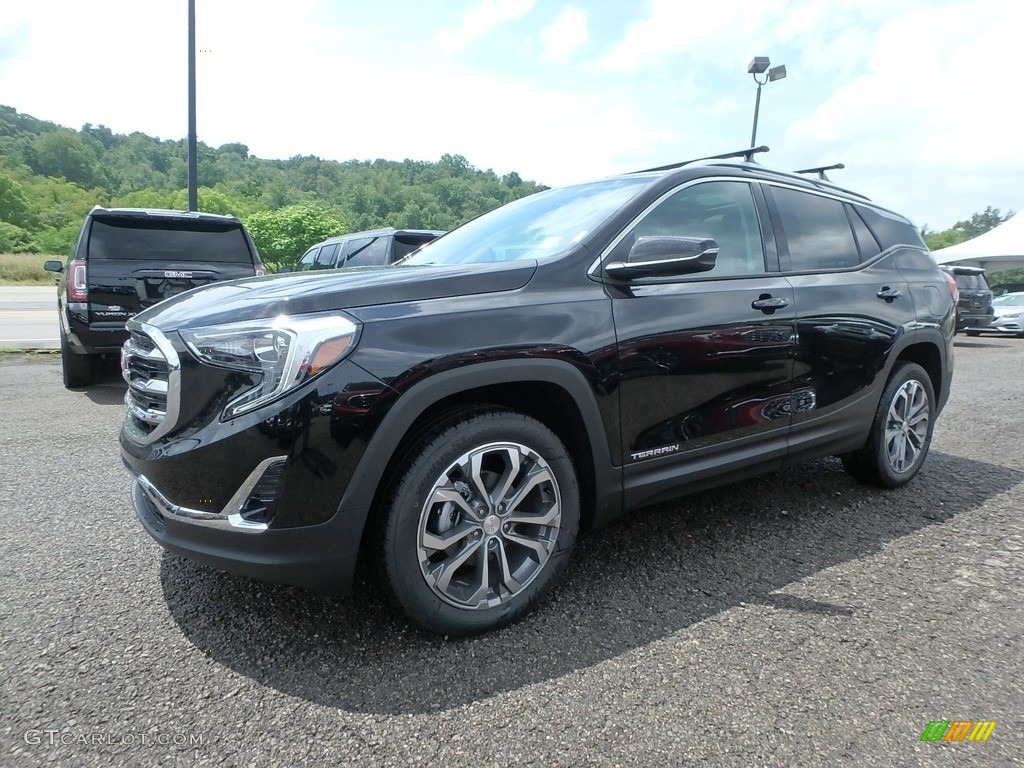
left=0, top=340, right=1021, bottom=767
left=0, top=286, right=59, bottom=349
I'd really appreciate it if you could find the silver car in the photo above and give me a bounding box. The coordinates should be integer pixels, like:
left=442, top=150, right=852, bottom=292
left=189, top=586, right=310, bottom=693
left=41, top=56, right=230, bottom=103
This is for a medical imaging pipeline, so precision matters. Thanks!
left=974, top=292, right=1024, bottom=336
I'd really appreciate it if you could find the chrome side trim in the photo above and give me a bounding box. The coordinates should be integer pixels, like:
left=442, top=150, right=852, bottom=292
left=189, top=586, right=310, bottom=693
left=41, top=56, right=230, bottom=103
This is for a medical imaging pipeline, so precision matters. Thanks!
left=132, top=455, right=288, bottom=534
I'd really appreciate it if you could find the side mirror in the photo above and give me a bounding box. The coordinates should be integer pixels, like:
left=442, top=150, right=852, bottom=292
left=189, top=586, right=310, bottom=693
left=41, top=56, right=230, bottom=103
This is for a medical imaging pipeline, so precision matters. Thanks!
left=44, top=260, right=64, bottom=273
left=605, top=236, right=718, bottom=279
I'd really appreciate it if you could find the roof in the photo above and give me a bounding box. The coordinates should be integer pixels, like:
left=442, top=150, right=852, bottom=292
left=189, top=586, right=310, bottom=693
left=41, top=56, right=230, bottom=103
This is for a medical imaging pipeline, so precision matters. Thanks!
left=315, top=228, right=445, bottom=245
left=89, top=206, right=242, bottom=224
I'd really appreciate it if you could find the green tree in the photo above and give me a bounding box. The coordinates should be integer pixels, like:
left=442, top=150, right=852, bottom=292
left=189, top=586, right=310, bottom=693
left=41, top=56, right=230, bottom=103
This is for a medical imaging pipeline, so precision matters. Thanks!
left=923, top=206, right=1014, bottom=250
left=0, top=221, right=38, bottom=252
left=245, top=203, right=348, bottom=271
left=0, top=173, right=36, bottom=229
left=31, top=130, right=99, bottom=187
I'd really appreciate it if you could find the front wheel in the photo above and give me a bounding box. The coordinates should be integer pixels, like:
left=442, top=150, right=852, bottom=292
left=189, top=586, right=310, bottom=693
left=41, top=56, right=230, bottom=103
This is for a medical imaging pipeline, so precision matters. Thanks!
left=375, top=409, right=579, bottom=636
left=841, top=362, right=935, bottom=489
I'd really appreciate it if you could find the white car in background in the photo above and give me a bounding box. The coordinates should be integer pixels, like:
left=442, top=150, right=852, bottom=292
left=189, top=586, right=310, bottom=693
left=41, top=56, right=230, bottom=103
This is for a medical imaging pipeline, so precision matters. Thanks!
left=976, top=292, right=1024, bottom=337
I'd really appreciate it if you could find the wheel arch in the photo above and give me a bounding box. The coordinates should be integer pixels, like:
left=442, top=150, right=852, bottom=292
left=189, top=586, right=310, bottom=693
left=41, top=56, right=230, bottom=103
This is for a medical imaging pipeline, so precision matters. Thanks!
left=892, top=336, right=946, bottom=407
left=335, top=359, right=622, bottom=580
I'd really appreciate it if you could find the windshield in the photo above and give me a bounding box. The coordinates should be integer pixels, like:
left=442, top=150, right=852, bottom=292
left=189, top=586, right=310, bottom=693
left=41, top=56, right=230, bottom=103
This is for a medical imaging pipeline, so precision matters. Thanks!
left=994, top=293, right=1024, bottom=306
left=403, top=176, right=653, bottom=266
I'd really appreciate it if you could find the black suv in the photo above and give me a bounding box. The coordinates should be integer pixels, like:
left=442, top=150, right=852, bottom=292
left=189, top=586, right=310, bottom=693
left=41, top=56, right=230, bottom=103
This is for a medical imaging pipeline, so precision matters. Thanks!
left=120, top=153, right=955, bottom=635
left=289, top=228, right=444, bottom=271
left=941, top=266, right=994, bottom=335
left=45, top=207, right=264, bottom=388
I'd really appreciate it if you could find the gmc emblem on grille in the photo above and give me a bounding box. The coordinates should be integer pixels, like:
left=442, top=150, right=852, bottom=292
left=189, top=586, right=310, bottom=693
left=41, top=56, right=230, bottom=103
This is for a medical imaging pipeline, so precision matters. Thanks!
left=164, top=270, right=193, bottom=279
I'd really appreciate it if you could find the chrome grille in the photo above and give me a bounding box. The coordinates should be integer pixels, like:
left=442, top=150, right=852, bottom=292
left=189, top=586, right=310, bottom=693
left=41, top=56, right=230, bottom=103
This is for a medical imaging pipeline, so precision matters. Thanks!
left=122, top=323, right=181, bottom=444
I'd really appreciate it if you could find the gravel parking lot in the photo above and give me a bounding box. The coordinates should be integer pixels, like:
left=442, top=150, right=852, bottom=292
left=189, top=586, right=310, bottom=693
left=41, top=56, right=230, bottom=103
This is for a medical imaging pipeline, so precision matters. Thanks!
left=1, top=341, right=1021, bottom=767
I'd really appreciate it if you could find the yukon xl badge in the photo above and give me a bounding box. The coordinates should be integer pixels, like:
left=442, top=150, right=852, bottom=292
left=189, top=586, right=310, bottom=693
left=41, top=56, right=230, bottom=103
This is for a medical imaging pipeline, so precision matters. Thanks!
left=630, top=443, right=681, bottom=461
left=164, top=270, right=193, bottom=279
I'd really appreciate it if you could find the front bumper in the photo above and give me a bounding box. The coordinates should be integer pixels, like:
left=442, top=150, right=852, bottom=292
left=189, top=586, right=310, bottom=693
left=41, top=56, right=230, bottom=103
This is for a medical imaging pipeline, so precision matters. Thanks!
left=131, top=476, right=363, bottom=594
left=975, top=315, right=1024, bottom=334
left=121, top=351, right=397, bottom=595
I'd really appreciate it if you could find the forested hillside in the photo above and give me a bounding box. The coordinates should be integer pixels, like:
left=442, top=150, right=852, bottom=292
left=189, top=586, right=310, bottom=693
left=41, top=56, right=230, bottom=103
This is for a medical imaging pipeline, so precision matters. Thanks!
left=0, top=105, right=547, bottom=268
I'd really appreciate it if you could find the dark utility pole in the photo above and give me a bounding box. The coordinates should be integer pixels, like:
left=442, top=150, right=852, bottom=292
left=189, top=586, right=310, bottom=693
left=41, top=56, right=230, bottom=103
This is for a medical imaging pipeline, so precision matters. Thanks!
left=187, top=0, right=198, bottom=211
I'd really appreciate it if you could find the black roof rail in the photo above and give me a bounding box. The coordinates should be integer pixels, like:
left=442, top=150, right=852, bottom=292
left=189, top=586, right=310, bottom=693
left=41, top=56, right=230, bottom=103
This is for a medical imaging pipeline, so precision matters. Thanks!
left=633, top=145, right=769, bottom=174
left=795, top=163, right=845, bottom=181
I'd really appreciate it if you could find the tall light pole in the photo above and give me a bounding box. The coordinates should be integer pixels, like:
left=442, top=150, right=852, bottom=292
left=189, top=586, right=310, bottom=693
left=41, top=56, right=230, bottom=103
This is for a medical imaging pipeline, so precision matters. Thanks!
left=748, top=56, right=786, bottom=148
left=187, top=0, right=198, bottom=211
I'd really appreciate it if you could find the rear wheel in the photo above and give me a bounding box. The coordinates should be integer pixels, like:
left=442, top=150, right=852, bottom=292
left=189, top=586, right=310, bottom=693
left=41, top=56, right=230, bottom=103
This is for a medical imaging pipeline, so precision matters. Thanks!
left=841, top=362, right=935, bottom=488
left=965, top=330, right=981, bottom=337
left=375, top=409, right=579, bottom=636
left=60, top=337, right=95, bottom=388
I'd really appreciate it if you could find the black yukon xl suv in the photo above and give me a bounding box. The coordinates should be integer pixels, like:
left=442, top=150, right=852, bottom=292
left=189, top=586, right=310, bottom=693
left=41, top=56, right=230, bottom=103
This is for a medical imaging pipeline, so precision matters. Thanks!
left=120, top=153, right=955, bottom=635
left=45, top=207, right=264, bottom=388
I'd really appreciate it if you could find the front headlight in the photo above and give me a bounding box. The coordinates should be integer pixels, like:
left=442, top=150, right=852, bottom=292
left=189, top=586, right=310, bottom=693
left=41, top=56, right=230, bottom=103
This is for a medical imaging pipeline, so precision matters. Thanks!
left=180, top=313, right=360, bottom=418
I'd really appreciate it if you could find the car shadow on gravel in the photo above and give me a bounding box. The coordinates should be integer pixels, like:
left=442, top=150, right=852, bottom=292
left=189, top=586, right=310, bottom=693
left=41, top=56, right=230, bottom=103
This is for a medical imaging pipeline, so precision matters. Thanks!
left=79, top=356, right=127, bottom=405
left=159, top=451, right=1022, bottom=715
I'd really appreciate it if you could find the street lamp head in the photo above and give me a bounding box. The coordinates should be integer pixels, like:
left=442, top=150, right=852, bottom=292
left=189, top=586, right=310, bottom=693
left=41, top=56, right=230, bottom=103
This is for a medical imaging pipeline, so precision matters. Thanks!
left=748, top=56, right=770, bottom=75
left=768, top=64, right=787, bottom=82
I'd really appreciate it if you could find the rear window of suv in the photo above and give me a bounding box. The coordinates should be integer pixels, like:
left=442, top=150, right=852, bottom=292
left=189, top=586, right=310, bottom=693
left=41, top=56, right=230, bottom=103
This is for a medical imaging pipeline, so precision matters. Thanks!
left=954, top=273, right=987, bottom=291
left=87, top=219, right=253, bottom=263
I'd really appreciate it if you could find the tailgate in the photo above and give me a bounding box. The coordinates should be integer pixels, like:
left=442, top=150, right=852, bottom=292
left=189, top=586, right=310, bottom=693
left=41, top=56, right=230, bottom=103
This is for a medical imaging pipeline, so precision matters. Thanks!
left=88, top=261, right=256, bottom=322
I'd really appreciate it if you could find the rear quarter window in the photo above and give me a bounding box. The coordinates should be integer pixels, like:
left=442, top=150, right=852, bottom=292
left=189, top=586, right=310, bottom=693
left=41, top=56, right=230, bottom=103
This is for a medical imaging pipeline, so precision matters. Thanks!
left=771, top=187, right=860, bottom=271
left=87, top=219, right=253, bottom=263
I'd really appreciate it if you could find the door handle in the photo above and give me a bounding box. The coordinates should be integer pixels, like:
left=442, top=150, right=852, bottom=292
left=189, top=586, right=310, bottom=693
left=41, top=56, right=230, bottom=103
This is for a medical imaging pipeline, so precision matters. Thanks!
left=751, top=296, right=789, bottom=313
left=877, top=286, right=903, bottom=302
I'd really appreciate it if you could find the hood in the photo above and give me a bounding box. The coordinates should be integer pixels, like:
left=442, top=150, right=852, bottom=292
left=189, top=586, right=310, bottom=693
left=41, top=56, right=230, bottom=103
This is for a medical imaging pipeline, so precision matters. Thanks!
left=994, top=303, right=1024, bottom=317
left=135, top=261, right=537, bottom=330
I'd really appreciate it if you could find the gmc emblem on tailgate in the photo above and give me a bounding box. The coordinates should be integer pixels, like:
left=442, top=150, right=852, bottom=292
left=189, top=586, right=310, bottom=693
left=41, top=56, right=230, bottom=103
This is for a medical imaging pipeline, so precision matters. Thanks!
left=164, top=270, right=193, bottom=279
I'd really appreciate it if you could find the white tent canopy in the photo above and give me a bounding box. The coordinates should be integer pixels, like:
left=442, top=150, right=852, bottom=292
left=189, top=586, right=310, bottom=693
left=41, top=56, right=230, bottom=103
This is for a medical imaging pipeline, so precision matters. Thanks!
left=932, top=212, right=1024, bottom=272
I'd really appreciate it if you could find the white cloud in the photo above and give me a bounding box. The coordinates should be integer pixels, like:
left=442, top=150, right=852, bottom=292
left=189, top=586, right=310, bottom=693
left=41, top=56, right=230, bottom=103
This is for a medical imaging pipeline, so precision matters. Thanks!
left=437, top=0, right=536, bottom=54
left=2, top=1, right=1021, bottom=230
left=786, top=0, right=1024, bottom=226
left=540, top=6, right=588, bottom=64
left=598, top=0, right=786, bottom=74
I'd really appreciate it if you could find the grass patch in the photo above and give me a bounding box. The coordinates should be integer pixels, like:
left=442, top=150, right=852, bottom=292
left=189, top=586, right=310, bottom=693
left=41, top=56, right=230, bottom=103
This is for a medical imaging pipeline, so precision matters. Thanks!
left=0, top=253, right=61, bottom=285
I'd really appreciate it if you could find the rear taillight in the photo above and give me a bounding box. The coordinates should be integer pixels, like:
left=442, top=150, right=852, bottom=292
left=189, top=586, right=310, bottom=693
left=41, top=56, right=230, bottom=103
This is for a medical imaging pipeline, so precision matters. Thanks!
left=942, top=271, right=959, bottom=304
left=68, top=259, right=88, bottom=302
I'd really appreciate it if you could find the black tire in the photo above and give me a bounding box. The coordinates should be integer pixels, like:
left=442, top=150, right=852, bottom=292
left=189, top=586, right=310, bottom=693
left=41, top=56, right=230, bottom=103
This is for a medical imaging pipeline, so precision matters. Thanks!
left=375, top=409, right=579, bottom=636
left=965, top=330, right=981, bottom=337
left=61, top=337, right=95, bottom=388
left=841, top=361, right=935, bottom=489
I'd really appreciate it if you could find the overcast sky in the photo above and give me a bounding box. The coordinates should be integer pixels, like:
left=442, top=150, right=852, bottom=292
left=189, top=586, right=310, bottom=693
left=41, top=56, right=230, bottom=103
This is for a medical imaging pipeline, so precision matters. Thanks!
left=1, top=0, right=1020, bottom=230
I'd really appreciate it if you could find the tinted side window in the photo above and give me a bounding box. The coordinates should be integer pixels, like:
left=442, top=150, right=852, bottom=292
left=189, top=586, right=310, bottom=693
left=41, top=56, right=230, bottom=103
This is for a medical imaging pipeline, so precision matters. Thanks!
left=856, top=205, right=926, bottom=250
left=295, top=248, right=318, bottom=271
left=393, top=234, right=437, bottom=261
left=346, top=236, right=390, bottom=266
left=312, top=243, right=340, bottom=269
left=772, top=187, right=859, bottom=271
left=849, top=206, right=881, bottom=260
left=616, top=180, right=766, bottom=277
